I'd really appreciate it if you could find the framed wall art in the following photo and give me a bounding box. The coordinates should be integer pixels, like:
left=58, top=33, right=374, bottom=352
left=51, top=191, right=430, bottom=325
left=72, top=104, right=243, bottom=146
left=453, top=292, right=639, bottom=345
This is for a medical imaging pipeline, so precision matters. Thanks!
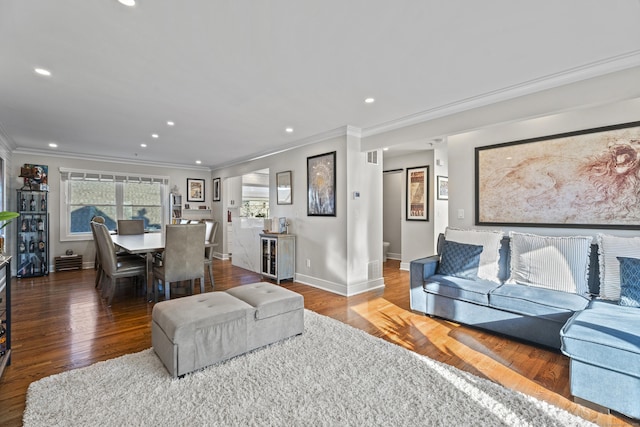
left=437, top=176, right=448, bottom=200
left=307, top=151, right=336, bottom=216
left=406, top=166, right=429, bottom=221
left=187, top=178, right=205, bottom=202
left=276, top=170, right=293, bottom=205
left=475, top=120, right=640, bottom=229
left=212, top=177, right=221, bottom=202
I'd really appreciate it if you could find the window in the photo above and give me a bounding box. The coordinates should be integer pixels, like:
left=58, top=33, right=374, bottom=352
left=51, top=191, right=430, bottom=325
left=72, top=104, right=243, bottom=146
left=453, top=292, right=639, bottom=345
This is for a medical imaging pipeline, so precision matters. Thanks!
left=60, top=169, right=169, bottom=241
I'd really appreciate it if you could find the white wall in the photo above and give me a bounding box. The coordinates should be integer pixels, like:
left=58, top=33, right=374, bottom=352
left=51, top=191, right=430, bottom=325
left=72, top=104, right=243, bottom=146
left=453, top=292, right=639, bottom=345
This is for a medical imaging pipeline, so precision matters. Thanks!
left=447, top=97, right=640, bottom=238
left=10, top=153, right=212, bottom=273
left=382, top=150, right=435, bottom=269
left=212, top=130, right=384, bottom=296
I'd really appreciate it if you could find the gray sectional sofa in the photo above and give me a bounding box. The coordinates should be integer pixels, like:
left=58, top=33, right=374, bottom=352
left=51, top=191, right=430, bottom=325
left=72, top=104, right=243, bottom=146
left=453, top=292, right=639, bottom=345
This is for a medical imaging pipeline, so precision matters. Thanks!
left=409, top=229, right=640, bottom=419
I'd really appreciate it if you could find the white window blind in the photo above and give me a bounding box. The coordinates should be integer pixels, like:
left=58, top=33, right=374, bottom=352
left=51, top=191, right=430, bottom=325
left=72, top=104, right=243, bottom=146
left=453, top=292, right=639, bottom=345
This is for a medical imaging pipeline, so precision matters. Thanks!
left=60, top=168, right=169, bottom=241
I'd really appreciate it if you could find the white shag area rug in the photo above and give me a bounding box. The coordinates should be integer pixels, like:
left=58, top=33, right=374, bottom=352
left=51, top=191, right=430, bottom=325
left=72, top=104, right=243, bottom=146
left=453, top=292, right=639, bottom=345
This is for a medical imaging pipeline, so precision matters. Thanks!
left=24, top=310, right=593, bottom=427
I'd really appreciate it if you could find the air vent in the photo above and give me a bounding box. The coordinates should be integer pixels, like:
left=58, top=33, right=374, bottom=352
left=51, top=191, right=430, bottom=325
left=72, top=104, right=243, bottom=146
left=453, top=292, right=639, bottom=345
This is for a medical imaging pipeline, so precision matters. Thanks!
left=368, top=260, right=381, bottom=280
left=366, top=150, right=378, bottom=165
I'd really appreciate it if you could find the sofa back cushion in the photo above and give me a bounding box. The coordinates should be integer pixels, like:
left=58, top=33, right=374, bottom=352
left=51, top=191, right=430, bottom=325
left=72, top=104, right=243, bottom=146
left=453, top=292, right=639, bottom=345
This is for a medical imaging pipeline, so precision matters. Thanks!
left=507, top=232, right=592, bottom=296
left=597, top=234, right=640, bottom=300
left=443, top=227, right=504, bottom=283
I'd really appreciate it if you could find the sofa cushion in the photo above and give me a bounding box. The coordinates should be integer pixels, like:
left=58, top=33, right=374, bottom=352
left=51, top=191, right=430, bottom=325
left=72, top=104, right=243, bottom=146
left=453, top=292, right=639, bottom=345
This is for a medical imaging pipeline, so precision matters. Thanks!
left=423, top=275, right=501, bottom=306
left=436, top=240, right=483, bottom=280
left=597, top=233, right=640, bottom=300
left=618, top=257, right=640, bottom=308
left=444, top=227, right=504, bottom=283
left=506, top=232, right=592, bottom=296
left=489, top=283, right=590, bottom=323
left=561, top=299, right=640, bottom=378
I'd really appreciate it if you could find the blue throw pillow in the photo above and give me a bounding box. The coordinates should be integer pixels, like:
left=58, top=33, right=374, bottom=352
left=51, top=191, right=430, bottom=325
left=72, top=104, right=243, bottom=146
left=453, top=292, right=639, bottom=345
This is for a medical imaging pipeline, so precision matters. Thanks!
left=437, top=240, right=484, bottom=280
left=617, top=256, right=640, bottom=308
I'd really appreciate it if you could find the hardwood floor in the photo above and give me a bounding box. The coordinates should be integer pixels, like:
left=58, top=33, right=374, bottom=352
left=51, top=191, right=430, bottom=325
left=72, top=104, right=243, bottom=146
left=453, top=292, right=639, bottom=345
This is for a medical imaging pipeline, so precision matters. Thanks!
left=0, top=258, right=636, bottom=426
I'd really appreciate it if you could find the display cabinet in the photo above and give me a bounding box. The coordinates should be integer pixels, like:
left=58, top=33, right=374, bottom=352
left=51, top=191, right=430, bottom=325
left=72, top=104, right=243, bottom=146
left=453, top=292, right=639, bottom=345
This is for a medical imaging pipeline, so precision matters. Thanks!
left=17, top=190, right=49, bottom=278
left=0, top=256, right=11, bottom=379
left=260, top=233, right=295, bottom=284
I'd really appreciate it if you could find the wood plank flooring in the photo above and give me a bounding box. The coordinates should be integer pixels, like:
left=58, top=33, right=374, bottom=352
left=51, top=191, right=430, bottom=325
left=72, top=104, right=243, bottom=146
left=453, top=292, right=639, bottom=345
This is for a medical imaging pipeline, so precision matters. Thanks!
left=0, top=259, right=636, bottom=426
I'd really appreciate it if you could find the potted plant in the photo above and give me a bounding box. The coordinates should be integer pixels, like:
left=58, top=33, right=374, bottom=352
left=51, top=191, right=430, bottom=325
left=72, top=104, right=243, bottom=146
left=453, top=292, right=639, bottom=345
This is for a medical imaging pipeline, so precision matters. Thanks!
left=0, top=211, right=20, bottom=255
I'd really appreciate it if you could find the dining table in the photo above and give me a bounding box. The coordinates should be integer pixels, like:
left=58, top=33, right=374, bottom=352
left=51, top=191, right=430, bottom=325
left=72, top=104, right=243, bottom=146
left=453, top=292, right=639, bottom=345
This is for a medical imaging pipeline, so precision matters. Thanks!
left=111, top=232, right=165, bottom=302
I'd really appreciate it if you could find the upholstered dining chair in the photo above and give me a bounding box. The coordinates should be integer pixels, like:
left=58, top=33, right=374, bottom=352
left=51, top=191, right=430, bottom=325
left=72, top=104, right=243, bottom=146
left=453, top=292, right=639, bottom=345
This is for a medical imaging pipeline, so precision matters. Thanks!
left=153, top=224, right=205, bottom=301
left=117, top=219, right=144, bottom=235
left=93, top=222, right=146, bottom=305
left=203, top=220, right=219, bottom=288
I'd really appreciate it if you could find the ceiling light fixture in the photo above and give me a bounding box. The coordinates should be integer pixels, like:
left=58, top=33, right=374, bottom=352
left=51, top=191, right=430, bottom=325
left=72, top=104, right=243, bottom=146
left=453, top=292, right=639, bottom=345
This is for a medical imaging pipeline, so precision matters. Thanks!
left=167, top=121, right=175, bottom=126
left=118, top=0, right=136, bottom=6
left=364, top=97, right=375, bottom=104
left=151, top=134, right=159, bottom=138
left=195, top=160, right=202, bottom=165
left=383, top=147, right=389, bottom=151
left=140, top=143, right=147, bottom=148
left=34, top=68, right=51, bottom=77
left=285, top=127, right=294, bottom=133
left=48, top=142, right=58, bottom=148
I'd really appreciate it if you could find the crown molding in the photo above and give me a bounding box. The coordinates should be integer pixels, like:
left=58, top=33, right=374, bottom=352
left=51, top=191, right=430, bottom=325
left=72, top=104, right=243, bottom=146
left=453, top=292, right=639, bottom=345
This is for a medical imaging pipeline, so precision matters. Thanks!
left=12, top=147, right=212, bottom=172
left=361, top=50, right=640, bottom=138
left=210, top=125, right=353, bottom=170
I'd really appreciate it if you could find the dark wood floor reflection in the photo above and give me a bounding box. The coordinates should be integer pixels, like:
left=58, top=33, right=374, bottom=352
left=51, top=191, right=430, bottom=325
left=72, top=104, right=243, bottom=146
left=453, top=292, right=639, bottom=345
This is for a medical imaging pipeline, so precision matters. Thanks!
left=0, top=259, right=635, bottom=426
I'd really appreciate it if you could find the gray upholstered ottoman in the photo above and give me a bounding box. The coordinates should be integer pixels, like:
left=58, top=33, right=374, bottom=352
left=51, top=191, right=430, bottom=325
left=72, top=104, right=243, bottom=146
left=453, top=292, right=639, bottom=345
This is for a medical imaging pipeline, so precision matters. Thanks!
left=152, top=282, right=304, bottom=377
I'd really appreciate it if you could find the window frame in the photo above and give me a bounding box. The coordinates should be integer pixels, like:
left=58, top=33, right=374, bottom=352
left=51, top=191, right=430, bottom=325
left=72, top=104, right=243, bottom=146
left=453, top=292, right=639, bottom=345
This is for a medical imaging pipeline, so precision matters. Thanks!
left=60, top=168, right=169, bottom=241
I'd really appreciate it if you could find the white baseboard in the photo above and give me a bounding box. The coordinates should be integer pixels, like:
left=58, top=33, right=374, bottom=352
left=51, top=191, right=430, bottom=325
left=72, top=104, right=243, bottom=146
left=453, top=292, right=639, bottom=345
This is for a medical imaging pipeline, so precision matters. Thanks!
left=399, top=262, right=410, bottom=271
left=295, top=273, right=385, bottom=296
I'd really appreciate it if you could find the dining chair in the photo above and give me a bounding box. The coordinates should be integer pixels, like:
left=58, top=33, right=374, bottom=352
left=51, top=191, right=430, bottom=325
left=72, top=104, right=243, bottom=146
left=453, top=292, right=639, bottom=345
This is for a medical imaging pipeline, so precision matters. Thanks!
left=117, top=219, right=144, bottom=235
left=153, top=224, right=205, bottom=301
left=203, top=220, right=219, bottom=288
left=93, top=222, right=147, bottom=305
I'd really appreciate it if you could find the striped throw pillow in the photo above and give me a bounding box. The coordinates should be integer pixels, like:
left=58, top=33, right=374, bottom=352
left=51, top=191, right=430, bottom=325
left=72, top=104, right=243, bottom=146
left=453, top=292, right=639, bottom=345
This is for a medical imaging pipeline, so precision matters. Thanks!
left=507, top=232, right=592, bottom=295
left=597, top=234, right=640, bottom=300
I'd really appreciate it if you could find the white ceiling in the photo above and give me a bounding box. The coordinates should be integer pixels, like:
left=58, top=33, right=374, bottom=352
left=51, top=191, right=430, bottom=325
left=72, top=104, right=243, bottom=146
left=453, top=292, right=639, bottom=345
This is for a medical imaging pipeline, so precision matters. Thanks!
left=1, top=1, right=639, bottom=169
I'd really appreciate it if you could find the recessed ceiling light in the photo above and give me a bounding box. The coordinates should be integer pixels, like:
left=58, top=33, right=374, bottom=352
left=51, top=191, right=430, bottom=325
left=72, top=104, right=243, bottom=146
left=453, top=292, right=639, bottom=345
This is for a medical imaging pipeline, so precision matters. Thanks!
left=48, top=142, right=58, bottom=148
left=118, top=0, right=136, bottom=6
left=34, top=68, right=51, bottom=77
left=383, top=147, right=389, bottom=151
left=167, top=121, right=175, bottom=126
left=151, top=134, right=159, bottom=138
left=195, top=160, right=202, bottom=165
left=285, top=127, right=294, bottom=133
left=140, top=143, right=147, bottom=148
left=364, top=97, right=375, bottom=104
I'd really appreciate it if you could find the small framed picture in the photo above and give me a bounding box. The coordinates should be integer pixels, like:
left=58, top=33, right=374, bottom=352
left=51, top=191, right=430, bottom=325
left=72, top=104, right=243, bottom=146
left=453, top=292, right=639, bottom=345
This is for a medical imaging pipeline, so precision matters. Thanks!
left=437, top=176, right=448, bottom=200
left=213, top=177, right=221, bottom=202
left=276, top=171, right=292, bottom=205
left=187, top=178, right=205, bottom=202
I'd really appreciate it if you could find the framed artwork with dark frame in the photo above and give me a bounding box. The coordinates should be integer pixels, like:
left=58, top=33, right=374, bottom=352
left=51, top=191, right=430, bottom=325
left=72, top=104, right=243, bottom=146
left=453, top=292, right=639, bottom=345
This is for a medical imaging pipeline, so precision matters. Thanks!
left=276, top=170, right=293, bottom=205
left=437, top=176, right=448, bottom=200
left=406, top=166, right=429, bottom=221
left=475, top=120, right=640, bottom=229
left=307, top=151, right=336, bottom=216
left=212, top=177, right=221, bottom=202
left=187, top=178, right=205, bottom=202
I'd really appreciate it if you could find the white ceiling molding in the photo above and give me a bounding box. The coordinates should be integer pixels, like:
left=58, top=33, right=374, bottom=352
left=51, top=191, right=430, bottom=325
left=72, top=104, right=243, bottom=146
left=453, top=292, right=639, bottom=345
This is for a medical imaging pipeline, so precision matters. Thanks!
left=12, top=147, right=212, bottom=172
left=362, top=50, right=640, bottom=139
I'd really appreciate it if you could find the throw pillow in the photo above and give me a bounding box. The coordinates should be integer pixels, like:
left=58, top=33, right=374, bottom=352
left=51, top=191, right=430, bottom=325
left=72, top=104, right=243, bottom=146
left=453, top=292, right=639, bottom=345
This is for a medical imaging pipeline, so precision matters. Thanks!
left=507, top=232, right=592, bottom=295
left=597, top=234, right=640, bottom=300
left=617, top=257, right=640, bottom=308
left=436, top=240, right=484, bottom=280
left=444, top=227, right=504, bottom=283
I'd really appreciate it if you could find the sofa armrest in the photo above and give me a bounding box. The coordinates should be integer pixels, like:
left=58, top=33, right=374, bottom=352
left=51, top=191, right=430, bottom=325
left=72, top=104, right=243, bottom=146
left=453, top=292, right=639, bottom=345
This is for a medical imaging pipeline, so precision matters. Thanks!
left=409, top=255, right=440, bottom=313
